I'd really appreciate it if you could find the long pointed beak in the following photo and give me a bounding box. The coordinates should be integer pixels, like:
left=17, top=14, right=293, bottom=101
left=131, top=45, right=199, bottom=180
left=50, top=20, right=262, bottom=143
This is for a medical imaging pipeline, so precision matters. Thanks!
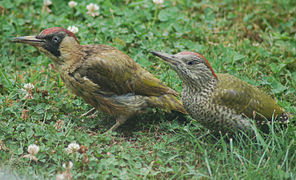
left=150, top=51, right=180, bottom=66
left=11, top=36, right=45, bottom=46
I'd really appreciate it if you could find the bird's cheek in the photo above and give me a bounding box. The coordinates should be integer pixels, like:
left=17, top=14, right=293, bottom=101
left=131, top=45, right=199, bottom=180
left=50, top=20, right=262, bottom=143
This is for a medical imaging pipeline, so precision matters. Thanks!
left=59, top=49, right=76, bottom=62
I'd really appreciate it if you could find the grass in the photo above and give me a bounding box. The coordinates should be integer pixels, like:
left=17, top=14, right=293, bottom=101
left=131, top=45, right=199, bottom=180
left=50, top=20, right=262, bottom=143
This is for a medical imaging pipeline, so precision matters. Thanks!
left=0, top=0, right=296, bottom=179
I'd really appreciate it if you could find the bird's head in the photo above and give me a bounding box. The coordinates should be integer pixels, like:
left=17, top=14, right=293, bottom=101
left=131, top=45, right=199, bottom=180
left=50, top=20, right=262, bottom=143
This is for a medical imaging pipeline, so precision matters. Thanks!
left=12, top=27, right=80, bottom=64
left=151, top=51, right=217, bottom=85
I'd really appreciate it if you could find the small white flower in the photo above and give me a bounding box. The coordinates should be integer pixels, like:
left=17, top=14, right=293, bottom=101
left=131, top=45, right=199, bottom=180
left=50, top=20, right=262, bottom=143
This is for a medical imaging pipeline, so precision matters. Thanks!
left=67, top=26, right=79, bottom=34
left=253, top=43, right=260, bottom=47
left=153, top=0, right=164, bottom=4
left=65, top=142, right=80, bottom=154
left=23, top=144, right=39, bottom=161
left=22, top=83, right=34, bottom=99
left=68, top=1, right=77, bottom=8
left=24, top=83, right=34, bottom=90
left=42, top=0, right=52, bottom=13
left=86, top=3, right=99, bottom=17
left=44, top=0, right=52, bottom=6
left=63, top=161, right=73, bottom=169
left=28, top=144, right=40, bottom=155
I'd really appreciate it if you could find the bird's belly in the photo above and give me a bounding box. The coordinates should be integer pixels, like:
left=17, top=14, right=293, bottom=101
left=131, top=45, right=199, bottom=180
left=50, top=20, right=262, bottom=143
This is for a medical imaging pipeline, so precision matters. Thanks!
left=181, top=90, right=252, bottom=132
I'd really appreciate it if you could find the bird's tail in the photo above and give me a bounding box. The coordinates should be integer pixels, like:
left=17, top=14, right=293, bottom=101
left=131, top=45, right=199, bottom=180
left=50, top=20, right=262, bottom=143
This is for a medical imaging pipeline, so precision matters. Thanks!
left=147, top=95, right=188, bottom=114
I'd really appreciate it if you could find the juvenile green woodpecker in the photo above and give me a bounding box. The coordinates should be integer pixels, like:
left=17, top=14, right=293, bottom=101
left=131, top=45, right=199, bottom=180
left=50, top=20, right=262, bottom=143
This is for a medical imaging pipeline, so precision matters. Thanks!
left=151, top=51, right=289, bottom=134
left=12, top=27, right=187, bottom=132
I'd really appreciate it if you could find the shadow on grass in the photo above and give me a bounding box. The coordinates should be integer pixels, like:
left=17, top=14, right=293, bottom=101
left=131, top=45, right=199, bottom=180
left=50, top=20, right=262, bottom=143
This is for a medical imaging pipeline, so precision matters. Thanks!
left=72, top=109, right=190, bottom=136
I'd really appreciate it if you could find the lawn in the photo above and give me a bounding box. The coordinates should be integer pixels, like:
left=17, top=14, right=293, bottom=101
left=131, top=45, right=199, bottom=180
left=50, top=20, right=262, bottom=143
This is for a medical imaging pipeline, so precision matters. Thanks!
left=0, top=0, right=296, bottom=179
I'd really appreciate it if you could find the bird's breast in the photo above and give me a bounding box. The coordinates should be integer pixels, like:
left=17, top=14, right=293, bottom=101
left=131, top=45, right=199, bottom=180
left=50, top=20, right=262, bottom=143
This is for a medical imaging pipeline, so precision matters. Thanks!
left=181, top=85, right=210, bottom=116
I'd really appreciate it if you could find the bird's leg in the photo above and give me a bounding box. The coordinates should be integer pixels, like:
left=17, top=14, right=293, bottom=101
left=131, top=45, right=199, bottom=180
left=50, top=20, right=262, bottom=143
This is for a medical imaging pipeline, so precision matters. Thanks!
left=87, top=111, right=98, bottom=119
left=106, top=115, right=128, bottom=133
left=79, top=108, right=96, bottom=118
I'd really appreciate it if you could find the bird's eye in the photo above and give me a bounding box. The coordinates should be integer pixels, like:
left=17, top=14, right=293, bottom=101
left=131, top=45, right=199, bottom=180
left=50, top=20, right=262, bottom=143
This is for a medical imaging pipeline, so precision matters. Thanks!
left=52, top=36, right=60, bottom=43
left=187, top=60, right=197, bottom=65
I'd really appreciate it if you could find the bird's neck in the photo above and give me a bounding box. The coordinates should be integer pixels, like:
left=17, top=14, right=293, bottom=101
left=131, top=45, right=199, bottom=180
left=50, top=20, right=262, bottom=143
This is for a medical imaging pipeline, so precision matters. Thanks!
left=182, top=75, right=217, bottom=99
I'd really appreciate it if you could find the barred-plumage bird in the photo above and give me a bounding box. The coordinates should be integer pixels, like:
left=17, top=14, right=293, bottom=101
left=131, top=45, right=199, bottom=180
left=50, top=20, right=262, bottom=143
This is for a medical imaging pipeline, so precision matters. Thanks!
left=152, top=51, right=289, bottom=134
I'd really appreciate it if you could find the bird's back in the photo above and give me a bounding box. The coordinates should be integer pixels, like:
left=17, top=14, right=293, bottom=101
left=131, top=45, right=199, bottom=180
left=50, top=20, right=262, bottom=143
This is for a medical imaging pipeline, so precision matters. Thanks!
left=212, top=73, right=285, bottom=122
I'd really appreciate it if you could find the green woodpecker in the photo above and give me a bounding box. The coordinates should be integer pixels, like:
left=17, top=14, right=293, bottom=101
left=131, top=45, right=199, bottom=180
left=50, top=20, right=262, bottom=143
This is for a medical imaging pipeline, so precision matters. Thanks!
left=151, top=51, right=289, bottom=134
left=12, top=27, right=187, bottom=132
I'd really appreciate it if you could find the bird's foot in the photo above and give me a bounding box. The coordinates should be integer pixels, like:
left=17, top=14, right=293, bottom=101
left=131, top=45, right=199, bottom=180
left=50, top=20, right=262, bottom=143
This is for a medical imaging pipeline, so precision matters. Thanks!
left=103, top=115, right=128, bottom=134
left=79, top=108, right=96, bottom=118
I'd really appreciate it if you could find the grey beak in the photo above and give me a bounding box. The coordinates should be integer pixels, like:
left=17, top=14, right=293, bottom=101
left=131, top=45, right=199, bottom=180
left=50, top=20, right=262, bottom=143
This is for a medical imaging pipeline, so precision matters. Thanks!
left=11, top=36, right=45, bottom=46
left=150, top=51, right=180, bottom=66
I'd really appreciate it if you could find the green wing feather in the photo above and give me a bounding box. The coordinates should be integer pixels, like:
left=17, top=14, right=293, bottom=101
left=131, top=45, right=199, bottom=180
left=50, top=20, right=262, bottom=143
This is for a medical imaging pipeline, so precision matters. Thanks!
left=212, top=73, right=284, bottom=121
left=80, top=44, right=178, bottom=97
